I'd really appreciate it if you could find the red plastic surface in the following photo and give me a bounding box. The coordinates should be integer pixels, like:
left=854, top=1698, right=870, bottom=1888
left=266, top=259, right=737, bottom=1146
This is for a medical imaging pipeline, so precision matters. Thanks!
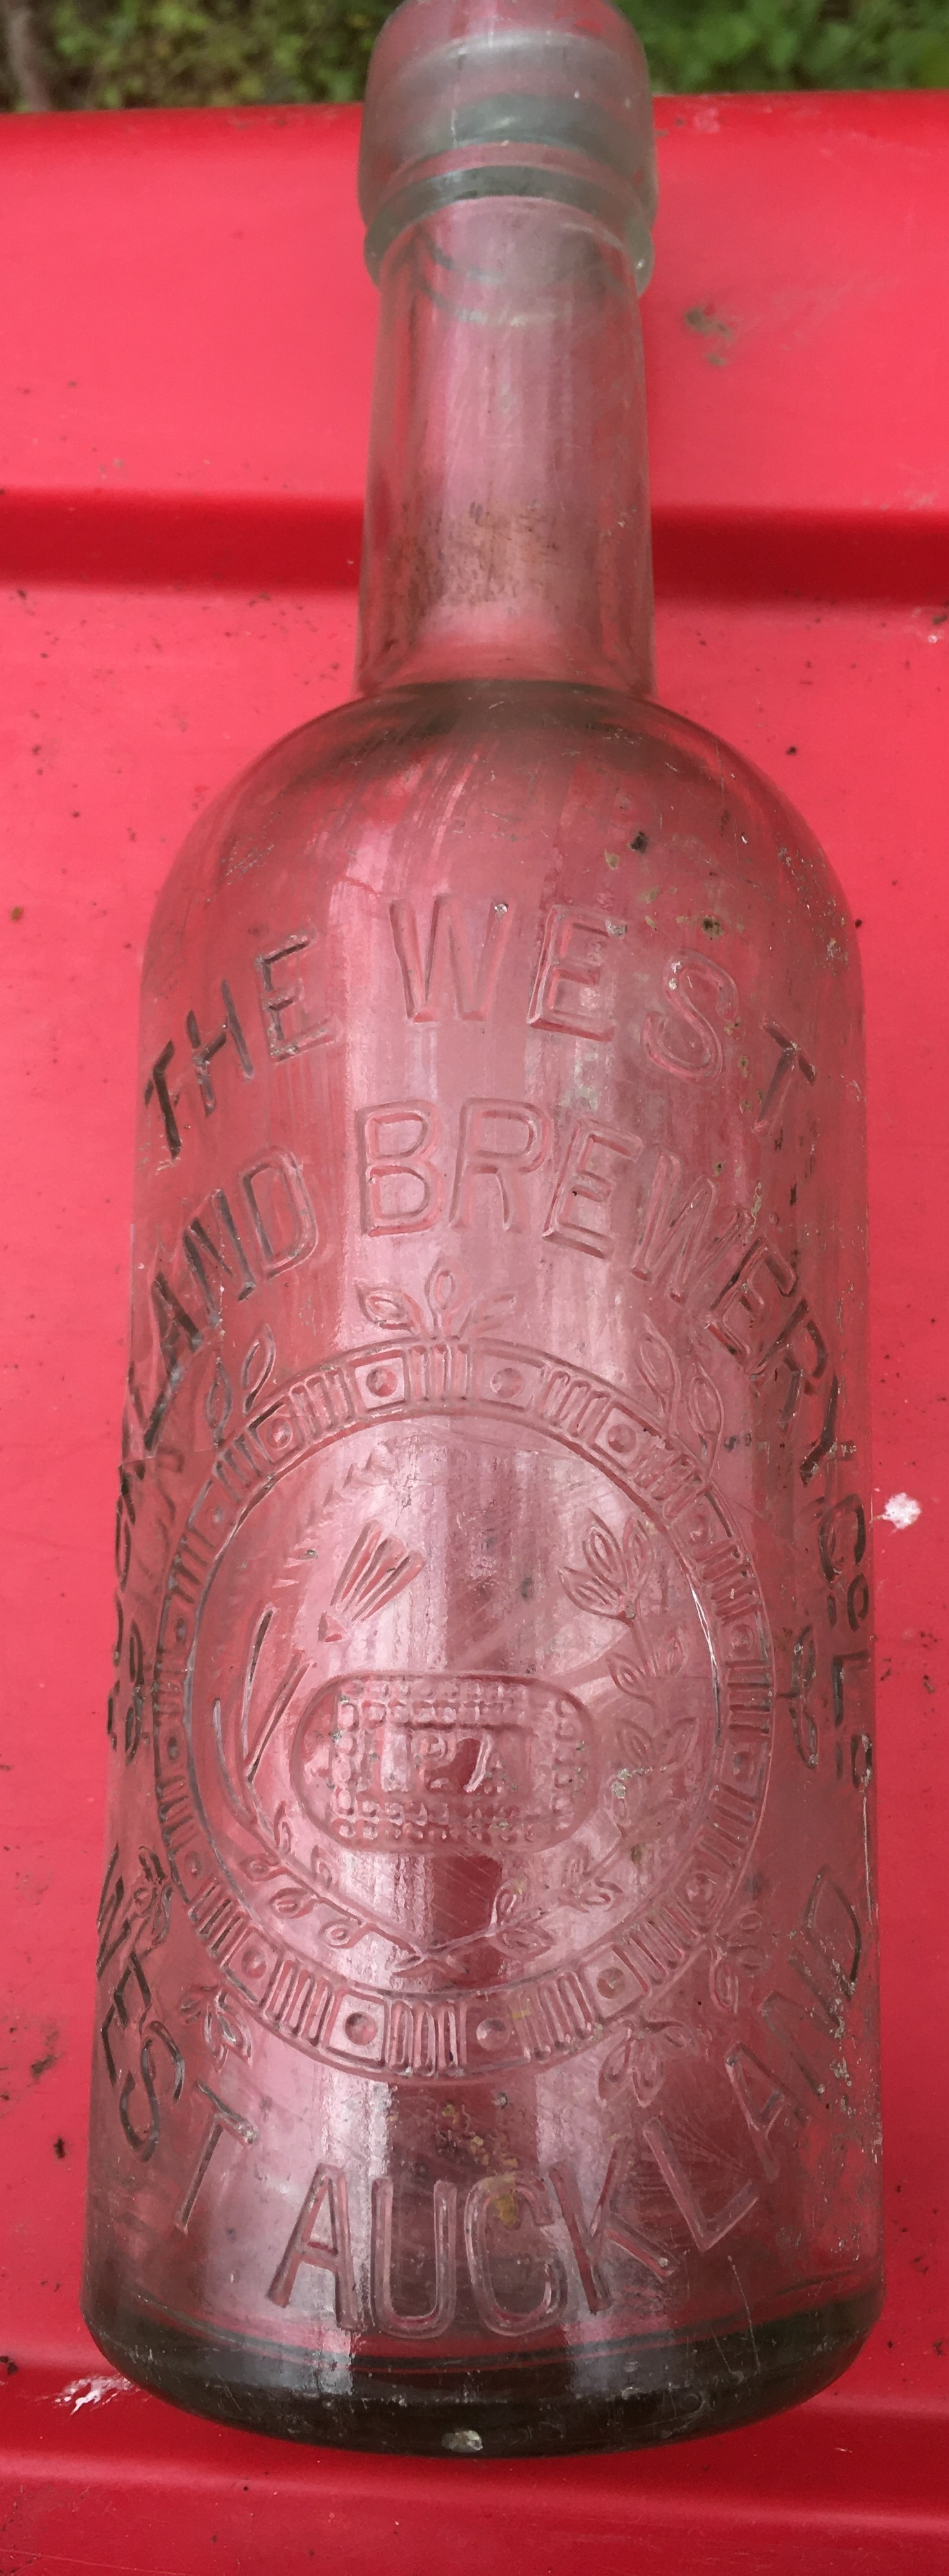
left=1, top=91, right=947, bottom=2573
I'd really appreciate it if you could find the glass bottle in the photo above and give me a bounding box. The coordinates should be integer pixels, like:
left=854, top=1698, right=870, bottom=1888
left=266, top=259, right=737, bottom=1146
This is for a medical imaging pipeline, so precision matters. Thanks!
left=83, top=0, right=883, bottom=2457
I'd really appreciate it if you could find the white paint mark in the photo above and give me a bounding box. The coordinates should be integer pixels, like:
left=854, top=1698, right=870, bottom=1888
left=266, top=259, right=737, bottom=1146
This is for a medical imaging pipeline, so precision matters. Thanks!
left=55, top=2373, right=133, bottom=2413
left=881, top=1493, right=921, bottom=1531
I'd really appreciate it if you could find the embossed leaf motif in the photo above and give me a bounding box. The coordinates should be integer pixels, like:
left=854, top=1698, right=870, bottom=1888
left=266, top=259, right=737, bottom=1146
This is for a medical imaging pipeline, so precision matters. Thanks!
left=681, top=1362, right=725, bottom=1469
left=598, top=2027, right=663, bottom=2107
left=609, top=1652, right=651, bottom=1698
left=425, top=1260, right=472, bottom=1336
left=561, top=1847, right=618, bottom=1911
left=563, top=1512, right=656, bottom=1630
left=613, top=1713, right=653, bottom=1766
left=269, top=1886, right=316, bottom=1918
left=273, top=1804, right=293, bottom=1859
left=497, top=1918, right=551, bottom=1961
left=491, top=1882, right=550, bottom=1955
left=129, top=1849, right=171, bottom=1952
left=628, top=2036, right=666, bottom=2108
left=585, top=1518, right=626, bottom=1592
left=469, top=1288, right=519, bottom=1337
left=356, top=1283, right=425, bottom=1336
left=710, top=1956, right=741, bottom=2014
left=562, top=1514, right=640, bottom=1618
left=323, top=1913, right=367, bottom=1948
left=241, top=1324, right=276, bottom=1409
left=621, top=1515, right=653, bottom=1614
left=204, top=1355, right=233, bottom=1445
left=214, top=1994, right=253, bottom=2058
left=599, top=2028, right=635, bottom=2098
left=494, top=1884, right=529, bottom=1925
left=709, top=1908, right=772, bottom=2012
left=599, top=2013, right=698, bottom=2106
left=718, top=1909, right=772, bottom=1972
left=659, top=1629, right=686, bottom=1679
left=180, top=1985, right=252, bottom=2066
left=635, top=1322, right=679, bottom=1417
left=561, top=1567, right=622, bottom=1617
left=652, top=1712, right=698, bottom=1764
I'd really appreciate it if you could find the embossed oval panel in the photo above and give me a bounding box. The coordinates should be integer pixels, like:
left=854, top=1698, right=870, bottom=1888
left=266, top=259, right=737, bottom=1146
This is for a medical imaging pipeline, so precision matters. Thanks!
left=293, top=1672, right=596, bottom=1852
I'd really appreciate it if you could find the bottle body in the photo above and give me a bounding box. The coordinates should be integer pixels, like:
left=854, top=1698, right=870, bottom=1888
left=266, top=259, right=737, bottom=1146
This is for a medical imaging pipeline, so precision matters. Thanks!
left=83, top=676, right=882, bottom=2452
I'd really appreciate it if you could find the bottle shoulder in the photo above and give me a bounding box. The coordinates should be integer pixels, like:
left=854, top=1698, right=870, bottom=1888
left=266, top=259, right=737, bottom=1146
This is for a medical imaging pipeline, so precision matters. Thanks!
left=142, top=678, right=858, bottom=1006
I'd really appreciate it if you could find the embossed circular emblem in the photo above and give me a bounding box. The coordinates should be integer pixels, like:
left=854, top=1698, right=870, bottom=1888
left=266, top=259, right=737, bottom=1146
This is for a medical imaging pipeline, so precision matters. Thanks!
left=153, top=1321, right=773, bottom=2081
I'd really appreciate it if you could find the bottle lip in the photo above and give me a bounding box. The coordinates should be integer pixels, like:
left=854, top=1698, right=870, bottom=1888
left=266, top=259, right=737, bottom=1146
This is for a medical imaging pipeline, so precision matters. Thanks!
left=359, top=0, right=657, bottom=287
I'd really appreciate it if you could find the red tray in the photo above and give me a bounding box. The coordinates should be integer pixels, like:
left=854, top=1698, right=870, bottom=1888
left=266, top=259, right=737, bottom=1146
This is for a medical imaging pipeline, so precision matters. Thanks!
left=1, top=90, right=947, bottom=2575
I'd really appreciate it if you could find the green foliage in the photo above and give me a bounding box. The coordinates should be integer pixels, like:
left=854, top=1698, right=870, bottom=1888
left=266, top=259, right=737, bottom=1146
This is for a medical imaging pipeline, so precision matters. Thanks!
left=39, top=0, right=396, bottom=109
left=636, top=0, right=949, bottom=88
left=6, top=0, right=949, bottom=113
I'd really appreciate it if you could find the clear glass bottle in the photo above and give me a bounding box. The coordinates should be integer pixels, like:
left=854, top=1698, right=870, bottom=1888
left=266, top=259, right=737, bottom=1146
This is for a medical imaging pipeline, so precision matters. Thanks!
left=83, top=0, right=883, bottom=2457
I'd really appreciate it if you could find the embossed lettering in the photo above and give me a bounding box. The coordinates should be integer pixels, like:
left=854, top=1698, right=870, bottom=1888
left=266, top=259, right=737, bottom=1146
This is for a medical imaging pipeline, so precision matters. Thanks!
left=800, top=1372, right=845, bottom=1484
left=794, top=1868, right=862, bottom=2007
left=144, top=1039, right=182, bottom=1159
left=101, top=1948, right=151, bottom=2076
left=643, top=2118, right=758, bottom=2250
left=390, top=895, right=511, bottom=1022
left=371, top=2178, right=458, bottom=2336
left=632, top=1152, right=724, bottom=1301
left=268, top=2165, right=358, bottom=2323
left=642, top=953, right=738, bottom=1081
left=710, top=1239, right=797, bottom=1365
left=177, top=2083, right=258, bottom=2229
left=725, top=2045, right=803, bottom=2180
left=182, top=1190, right=255, bottom=1323
left=117, top=2021, right=184, bottom=2162
left=753, top=1022, right=816, bottom=1135
left=95, top=1848, right=127, bottom=1977
left=145, top=1270, right=204, bottom=1450
left=819, top=1493, right=867, bottom=1586
left=752, top=1301, right=829, bottom=1426
left=101, top=1951, right=184, bottom=2166
left=451, top=1100, right=551, bottom=1231
left=544, top=1122, right=639, bottom=1259
left=831, top=1652, right=872, bottom=1780
left=186, top=982, right=254, bottom=1114
left=257, top=931, right=334, bottom=1056
left=760, top=1987, right=829, bottom=2095
left=529, top=907, right=615, bottom=1040
left=783, top=1624, right=819, bottom=1770
left=464, top=2175, right=566, bottom=2336
left=358, top=1102, right=445, bottom=1235
left=241, top=1152, right=318, bottom=1275
left=550, top=2149, right=671, bottom=2301
left=121, top=1618, right=146, bottom=1762
left=820, top=1493, right=869, bottom=1631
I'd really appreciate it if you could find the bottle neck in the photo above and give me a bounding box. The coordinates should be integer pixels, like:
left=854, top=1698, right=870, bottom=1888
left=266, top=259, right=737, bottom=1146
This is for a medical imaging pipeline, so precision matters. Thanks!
left=356, top=194, right=655, bottom=698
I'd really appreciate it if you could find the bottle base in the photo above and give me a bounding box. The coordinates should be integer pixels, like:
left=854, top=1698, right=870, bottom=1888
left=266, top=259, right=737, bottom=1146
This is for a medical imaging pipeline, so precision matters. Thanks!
left=83, top=2280, right=881, bottom=2457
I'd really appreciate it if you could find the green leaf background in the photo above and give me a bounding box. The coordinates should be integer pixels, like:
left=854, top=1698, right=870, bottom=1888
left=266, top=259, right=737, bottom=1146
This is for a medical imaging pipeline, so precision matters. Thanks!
left=3, top=0, right=949, bottom=115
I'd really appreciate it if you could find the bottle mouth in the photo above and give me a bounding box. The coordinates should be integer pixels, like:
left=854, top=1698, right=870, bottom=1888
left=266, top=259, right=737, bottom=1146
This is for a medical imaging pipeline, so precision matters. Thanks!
left=358, top=0, right=657, bottom=287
